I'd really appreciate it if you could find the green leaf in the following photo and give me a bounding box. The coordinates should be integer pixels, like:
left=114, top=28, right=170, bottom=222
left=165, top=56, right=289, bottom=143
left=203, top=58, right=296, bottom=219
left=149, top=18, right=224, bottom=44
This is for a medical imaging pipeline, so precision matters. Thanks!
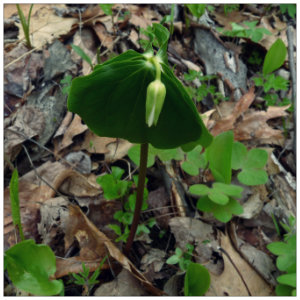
left=208, top=189, right=229, bottom=205
left=9, top=169, right=24, bottom=241
left=186, top=4, right=206, bottom=19
left=166, top=255, right=180, bottom=265
left=275, top=284, right=295, bottom=296
left=189, top=184, right=210, bottom=196
left=213, top=182, right=243, bottom=198
left=71, top=44, right=93, bottom=68
left=206, top=131, right=233, bottom=184
left=231, top=142, right=247, bottom=170
left=128, top=144, right=156, bottom=167
left=263, top=39, right=287, bottom=75
left=99, top=4, right=114, bottom=16
left=277, top=273, right=296, bottom=288
left=111, top=166, right=125, bottom=180
left=108, top=224, right=122, bottom=236
left=238, top=169, right=268, bottom=186
left=5, top=240, right=63, bottom=296
left=182, top=145, right=207, bottom=176
left=184, top=262, right=210, bottom=296
left=68, top=50, right=212, bottom=149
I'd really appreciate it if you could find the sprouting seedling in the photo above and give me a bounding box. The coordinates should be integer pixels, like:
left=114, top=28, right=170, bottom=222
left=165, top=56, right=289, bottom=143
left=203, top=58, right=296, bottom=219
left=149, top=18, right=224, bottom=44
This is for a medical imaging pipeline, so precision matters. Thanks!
left=16, top=4, right=34, bottom=49
left=67, top=23, right=212, bottom=255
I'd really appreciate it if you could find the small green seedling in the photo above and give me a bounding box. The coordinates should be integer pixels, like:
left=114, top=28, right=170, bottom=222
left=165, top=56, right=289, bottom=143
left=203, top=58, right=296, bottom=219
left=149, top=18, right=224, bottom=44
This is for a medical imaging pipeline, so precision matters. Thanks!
left=223, top=4, right=240, bottom=16
left=184, top=262, right=210, bottom=296
left=185, top=4, right=206, bottom=20
left=68, top=256, right=107, bottom=295
left=166, top=243, right=194, bottom=271
left=96, top=166, right=132, bottom=200
left=68, top=23, right=212, bottom=254
left=167, top=244, right=211, bottom=296
left=16, top=4, right=34, bottom=48
left=60, top=74, right=73, bottom=95
left=218, top=21, right=271, bottom=43
left=267, top=233, right=296, bottom=296
left=71, top=44, right=93, bottom=70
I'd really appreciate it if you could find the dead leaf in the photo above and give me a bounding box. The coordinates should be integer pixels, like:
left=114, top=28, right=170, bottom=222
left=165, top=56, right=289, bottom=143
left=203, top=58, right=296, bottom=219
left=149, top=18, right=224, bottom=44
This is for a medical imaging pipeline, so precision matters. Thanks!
left=62, top=205, right=165, bottom=295
left=94, top=268, right=149, bottom=296
left=105, top=139, right=133, bottom=162
left=234, top=105, right=290, bottom=145
left=211, top=86, right=255, bottom=136
left=4, top=105, right=45, bottom=164
left=93, top=22, right=115, bottom=51
left=206, top=233, right=274, bottom=296
left=54, top=114, right=88, bottom=154
left=16, top=5, right=77, bottom=49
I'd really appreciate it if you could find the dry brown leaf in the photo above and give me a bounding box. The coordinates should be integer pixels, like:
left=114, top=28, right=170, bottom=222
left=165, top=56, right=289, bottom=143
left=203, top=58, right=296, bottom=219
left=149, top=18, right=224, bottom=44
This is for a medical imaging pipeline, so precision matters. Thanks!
left=55, top=114, right=88, bottom=153
left=16, top=5, right=77, bottom=48
left=206, top=233, right=274, bottom=296
left=4, top=4, right=46, bottom=19
left=127, top=5, right=161, bottom=29
left=234, top=105, right=290, bottom=145
left=4, top=105, right=45, bottom=163
left=93, top=22, right=115, bottom=51
left=62, top=205, right=165, bottom=295
left=105, top=139, right=133, bottom=162
left=210, top=86, right=255, bottom=136
left=213, top=9, right=248, bottom=30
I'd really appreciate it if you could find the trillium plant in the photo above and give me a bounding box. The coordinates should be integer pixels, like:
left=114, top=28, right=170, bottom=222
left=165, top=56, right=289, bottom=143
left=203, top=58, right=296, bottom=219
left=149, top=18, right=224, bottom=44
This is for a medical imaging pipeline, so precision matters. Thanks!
left=67, top=23, right=212, bottom=254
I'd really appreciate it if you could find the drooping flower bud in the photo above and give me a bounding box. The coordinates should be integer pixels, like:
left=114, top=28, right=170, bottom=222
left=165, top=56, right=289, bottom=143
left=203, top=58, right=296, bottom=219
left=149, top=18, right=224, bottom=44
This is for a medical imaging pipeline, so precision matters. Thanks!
left=145, top=79, right=166, bottom=127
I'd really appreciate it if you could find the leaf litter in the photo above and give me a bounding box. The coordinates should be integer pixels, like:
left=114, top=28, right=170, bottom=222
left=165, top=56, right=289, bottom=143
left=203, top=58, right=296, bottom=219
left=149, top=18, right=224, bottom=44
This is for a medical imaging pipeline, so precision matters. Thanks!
left=4, top=3, right=295, bottom=296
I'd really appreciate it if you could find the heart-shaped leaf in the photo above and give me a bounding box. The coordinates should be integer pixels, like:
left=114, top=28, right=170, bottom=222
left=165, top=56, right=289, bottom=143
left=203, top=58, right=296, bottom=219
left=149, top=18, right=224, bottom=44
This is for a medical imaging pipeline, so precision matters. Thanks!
left=5, top=240, right=63, bottom=296
left=68, top=50, right=212, bottom=149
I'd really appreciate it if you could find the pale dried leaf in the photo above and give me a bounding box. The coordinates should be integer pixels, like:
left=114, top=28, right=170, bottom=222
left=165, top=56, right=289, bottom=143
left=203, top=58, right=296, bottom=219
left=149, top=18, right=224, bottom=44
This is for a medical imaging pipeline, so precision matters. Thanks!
left=16, top=5, right=77, bottom=49
left=105, top=139, right=133, bottom=162
left=206, top=233, right=274, bottom=296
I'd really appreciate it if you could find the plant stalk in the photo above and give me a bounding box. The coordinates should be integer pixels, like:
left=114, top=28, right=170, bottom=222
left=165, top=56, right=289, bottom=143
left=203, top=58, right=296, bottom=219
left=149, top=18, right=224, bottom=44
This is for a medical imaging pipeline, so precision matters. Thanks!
left=124, top=143, right=148, bottom=255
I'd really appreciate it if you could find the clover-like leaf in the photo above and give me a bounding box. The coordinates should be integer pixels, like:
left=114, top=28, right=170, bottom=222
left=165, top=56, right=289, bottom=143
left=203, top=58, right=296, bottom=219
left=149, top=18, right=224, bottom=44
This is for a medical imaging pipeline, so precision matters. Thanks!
left=182, top=145, right=207, bottom=176
left=5, top=240, right=63, bottom=296
left=277, top=273, right=296, bottom=288
left=232, top=142, right=268, bottom=186
left=68, top=49, right=212, bottom=149
left=197, top=196, right=243, bottom=223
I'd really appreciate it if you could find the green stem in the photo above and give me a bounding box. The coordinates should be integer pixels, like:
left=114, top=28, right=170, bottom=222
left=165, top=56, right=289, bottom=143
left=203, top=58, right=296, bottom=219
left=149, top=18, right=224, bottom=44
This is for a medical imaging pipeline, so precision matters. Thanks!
left=124, top=143, right=148, bottom=255
left=151, top=56, right=162, bottom=81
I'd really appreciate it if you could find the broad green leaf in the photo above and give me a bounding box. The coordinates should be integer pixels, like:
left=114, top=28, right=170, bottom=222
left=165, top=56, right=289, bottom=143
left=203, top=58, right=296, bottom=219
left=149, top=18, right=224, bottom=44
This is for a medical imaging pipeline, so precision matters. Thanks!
left=206, top=131, right=233, bottom=184
left=213, top=182, right=243, bottom=198
left=208, top=189, right=229, bottom=205
left=276, top=284, right=295, bottom=296
left=277, top=273, right=296, bottom=288
left=244, top=148, right=268, bottom=169
left=111, top=166, right=125, bottom=180
left=182, top=161, right=200, bottom=176
left=190, top=184, right=210, bottom=196
left=5, top=240, right=63, bottom=296
left=186, top=4, right=206, bottom=19
left=238, top=169, right=268, bottom=186
left=263, top=39, right=287, bottom=75
left=166, top=255, right=180, bottom=265
left=184, top=262, right=210, bottom=296
left=231, top=142, right=247, bottom=170
left=68, top=50, right=212, bottom=149
left=155, top=147, right=184, bottom=162
left=71, top=44, right=93, bottom=68
left=128, top=144, right=156, bottom=167
left=108, top=224, right=122, bottom=236
left=99, top=4, right=114, bottom=16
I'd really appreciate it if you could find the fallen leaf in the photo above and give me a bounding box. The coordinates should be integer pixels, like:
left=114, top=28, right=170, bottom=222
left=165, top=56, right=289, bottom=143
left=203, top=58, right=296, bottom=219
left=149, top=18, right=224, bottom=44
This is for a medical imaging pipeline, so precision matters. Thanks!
left=4, top=105, right=45, bottom=164
left=62, top=205, right=165, bottom=295
left=93, top=22, right=115, bottom=51
left=210, top=86, right=255, bottom=136
left=206, top=233, right=274, bottom=296
left=16, top=5, right=77, bottom=49
left=234, top=105, right=290, bottom=145
left=55, top=114, right=88, bottom=154
left=105, top=139, right=133, bottom=162
left=94, top=268, right=149, bottom=296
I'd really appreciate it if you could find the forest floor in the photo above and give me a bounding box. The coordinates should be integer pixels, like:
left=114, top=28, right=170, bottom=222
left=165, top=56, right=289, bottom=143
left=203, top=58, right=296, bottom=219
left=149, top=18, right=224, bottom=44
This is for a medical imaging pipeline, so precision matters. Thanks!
left=4, top=3, right=296, bottom=296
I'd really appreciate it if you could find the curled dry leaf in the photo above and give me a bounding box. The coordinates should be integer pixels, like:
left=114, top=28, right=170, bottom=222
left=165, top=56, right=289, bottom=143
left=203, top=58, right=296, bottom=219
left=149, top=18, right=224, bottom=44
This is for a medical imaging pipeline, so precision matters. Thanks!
left=4, top=105, right=45, bottom=164
left=60, top=205, right=165, bottom=295
left=206, top=233, right=274, bottom=296
left=54, top=114, right=88, bottom=154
